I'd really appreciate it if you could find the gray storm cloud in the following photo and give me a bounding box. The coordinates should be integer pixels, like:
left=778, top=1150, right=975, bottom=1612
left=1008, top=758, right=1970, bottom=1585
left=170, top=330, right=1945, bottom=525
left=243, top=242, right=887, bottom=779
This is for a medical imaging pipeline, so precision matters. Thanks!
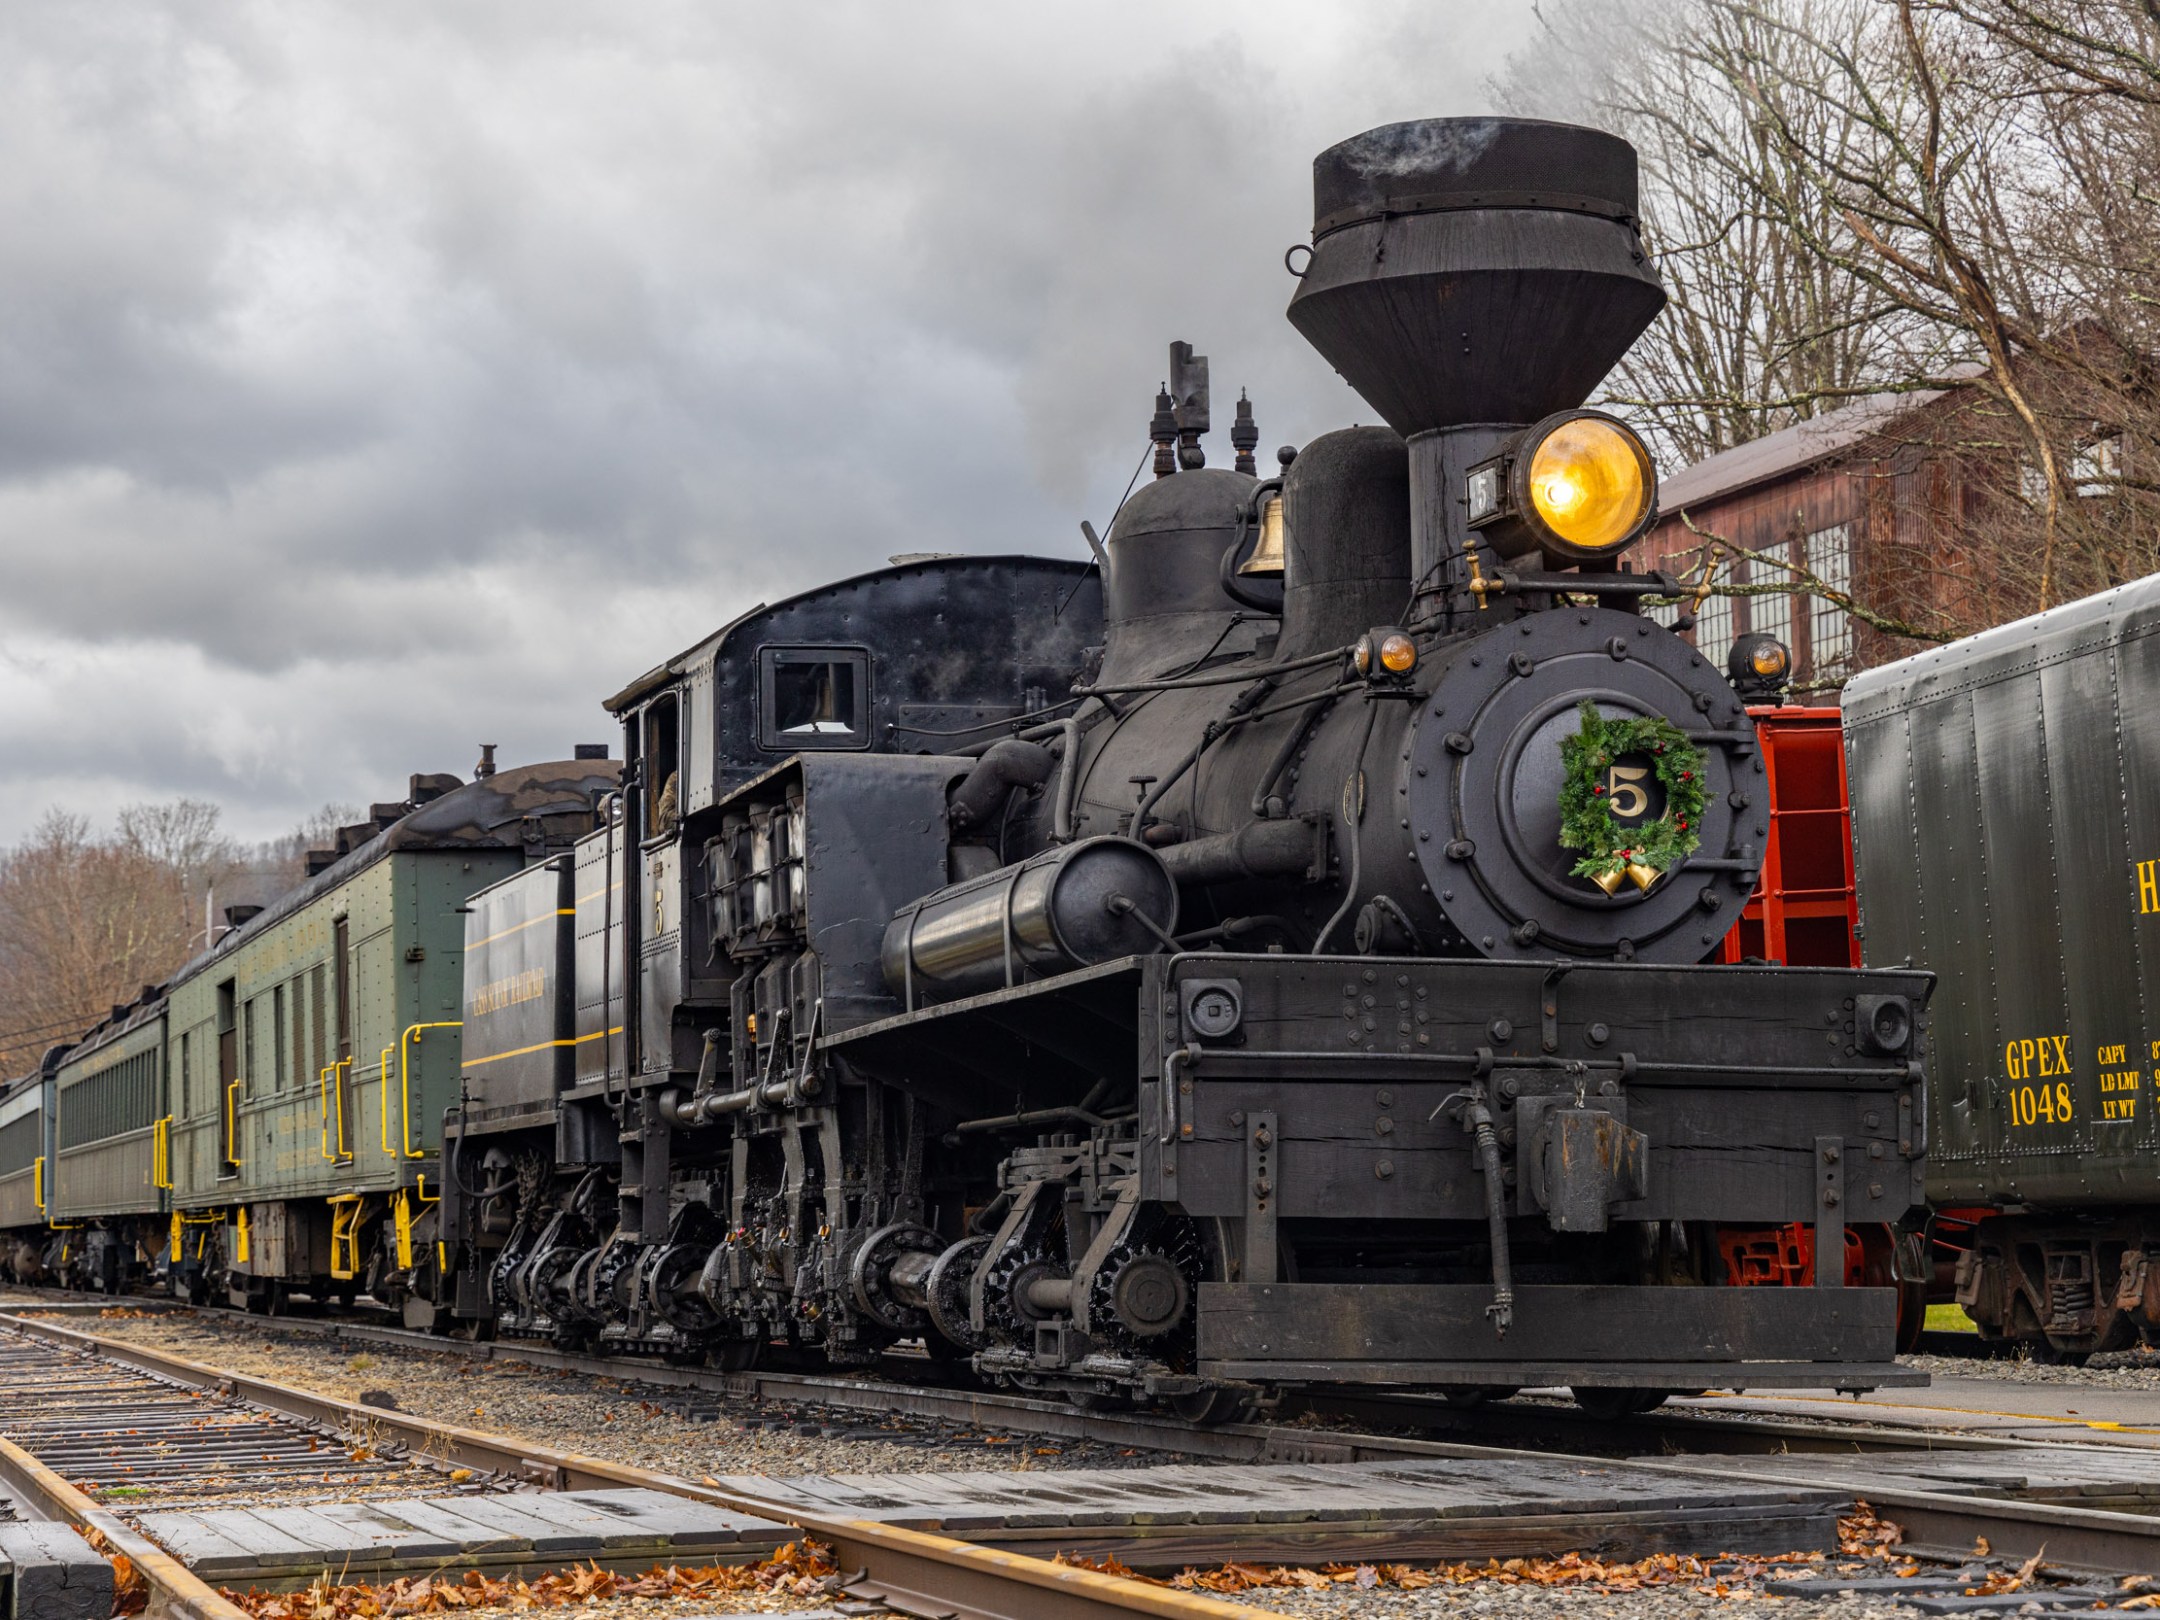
left=0, top=0, right=1534, bottom=841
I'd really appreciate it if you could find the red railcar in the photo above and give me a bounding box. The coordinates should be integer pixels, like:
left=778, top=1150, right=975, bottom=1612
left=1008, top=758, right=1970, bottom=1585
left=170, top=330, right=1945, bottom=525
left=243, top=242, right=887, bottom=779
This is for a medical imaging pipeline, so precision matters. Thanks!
left=1710, top=706, right=1928, bottom=1347
left=1714, top=707, right=1859, bottom=969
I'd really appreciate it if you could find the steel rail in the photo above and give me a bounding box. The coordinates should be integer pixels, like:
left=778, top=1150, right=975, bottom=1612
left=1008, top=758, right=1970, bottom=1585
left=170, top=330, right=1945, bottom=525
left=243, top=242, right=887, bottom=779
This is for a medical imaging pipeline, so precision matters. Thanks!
left=6, top=1295, right=2113, bottom=1465
left=203, top=1308, right=2090, bottom=1463
left=0, top=1314, right=1280, bottom=1620
left=16, top=1312, right=2160, bottom=1578
left=25, top=1321, right=2160, bottom=1589
left=0, top=1429, right=250, bottom=1620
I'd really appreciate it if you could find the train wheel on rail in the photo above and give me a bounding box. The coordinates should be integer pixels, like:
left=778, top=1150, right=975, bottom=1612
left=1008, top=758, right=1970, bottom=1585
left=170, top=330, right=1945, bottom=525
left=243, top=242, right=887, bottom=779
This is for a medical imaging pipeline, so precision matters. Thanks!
left=2025, top=1336, right=2091, bottom=1367
left=1163, top=1386, right=1253, bottom=1425
left=1896, top=1279, right=1928, bottom=1354
left=1064, top=1387, right=1133, bottom=1414
left=709, top=1333, right=766, bottom=1372
left=1569, top=1387, right=1670, bottom=1419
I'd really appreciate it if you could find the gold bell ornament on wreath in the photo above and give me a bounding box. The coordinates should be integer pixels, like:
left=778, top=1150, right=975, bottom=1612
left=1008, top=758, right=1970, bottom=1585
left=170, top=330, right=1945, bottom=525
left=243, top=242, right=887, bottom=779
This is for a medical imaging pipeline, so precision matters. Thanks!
left=1625, top=861, right=1660, bottom=892
left=1590, top=867, right=1627, bottom=897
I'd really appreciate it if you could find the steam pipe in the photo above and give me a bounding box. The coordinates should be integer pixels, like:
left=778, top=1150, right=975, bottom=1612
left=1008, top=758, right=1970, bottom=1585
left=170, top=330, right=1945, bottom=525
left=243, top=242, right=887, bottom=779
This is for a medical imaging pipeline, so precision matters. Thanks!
left=950, top=739, right=1056, bottom=831
left=1075, top=645, right=1342, bottom=696
left=1156, top=820, right=1317, bottom=888
left=1250, top=691, right=1337, bottom=817
left=1310, top=700, right=1380, bottom=953
left=1052, top=712, right=1092, bottom=841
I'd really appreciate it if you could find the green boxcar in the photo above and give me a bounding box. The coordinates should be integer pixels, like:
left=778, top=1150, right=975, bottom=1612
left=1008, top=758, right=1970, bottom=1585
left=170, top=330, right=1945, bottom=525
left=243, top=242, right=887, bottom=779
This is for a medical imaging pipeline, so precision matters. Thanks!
left=157, top=759, right=615, bottom=1310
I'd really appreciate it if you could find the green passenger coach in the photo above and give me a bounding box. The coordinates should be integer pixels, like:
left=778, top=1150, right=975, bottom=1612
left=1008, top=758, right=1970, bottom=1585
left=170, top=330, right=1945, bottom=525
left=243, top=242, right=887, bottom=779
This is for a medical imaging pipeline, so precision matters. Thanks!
left=0, top=1050, right=63, bottom=1279
left=150, top=756, right=616, bottom=1313
left=49, top=991, right=170, bottom=1289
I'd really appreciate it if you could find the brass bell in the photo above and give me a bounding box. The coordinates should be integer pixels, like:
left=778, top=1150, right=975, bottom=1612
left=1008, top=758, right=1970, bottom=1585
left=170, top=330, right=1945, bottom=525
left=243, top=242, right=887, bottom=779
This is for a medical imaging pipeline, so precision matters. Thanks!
left=1590, top=866, right=1626, bottom=897
left=1625, top=860, right=1660, bottom=892
left=1239, top=495, right=1286, bottom=576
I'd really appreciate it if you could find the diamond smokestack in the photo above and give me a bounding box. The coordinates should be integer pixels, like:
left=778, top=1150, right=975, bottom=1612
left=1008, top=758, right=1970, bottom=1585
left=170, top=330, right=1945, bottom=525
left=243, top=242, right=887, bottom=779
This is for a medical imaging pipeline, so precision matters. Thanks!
left=1285, top=119, right=1666, bottom=602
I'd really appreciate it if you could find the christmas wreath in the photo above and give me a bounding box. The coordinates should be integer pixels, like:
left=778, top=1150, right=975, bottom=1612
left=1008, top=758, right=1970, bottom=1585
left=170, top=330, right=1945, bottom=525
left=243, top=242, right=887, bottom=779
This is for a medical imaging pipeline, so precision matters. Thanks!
left=1557, top=700, right=1708, bottom=892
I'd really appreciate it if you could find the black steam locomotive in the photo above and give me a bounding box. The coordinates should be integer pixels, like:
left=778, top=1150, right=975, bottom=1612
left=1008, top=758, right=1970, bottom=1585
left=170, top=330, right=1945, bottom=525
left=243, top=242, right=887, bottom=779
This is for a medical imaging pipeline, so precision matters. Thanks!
left=431, top=117, right=1933, bottom=1417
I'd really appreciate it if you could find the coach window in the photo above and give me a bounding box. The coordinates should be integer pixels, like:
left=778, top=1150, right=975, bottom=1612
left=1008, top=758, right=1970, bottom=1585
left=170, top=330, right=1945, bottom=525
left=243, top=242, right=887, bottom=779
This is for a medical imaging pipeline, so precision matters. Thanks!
left=758, top=647, right=871, bottom=752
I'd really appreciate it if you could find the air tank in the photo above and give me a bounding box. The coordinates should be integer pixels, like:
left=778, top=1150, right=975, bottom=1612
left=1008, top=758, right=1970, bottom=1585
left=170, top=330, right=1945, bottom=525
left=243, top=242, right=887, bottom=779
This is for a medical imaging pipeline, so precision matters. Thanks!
left=882, top=838, right=1178, bottom=1005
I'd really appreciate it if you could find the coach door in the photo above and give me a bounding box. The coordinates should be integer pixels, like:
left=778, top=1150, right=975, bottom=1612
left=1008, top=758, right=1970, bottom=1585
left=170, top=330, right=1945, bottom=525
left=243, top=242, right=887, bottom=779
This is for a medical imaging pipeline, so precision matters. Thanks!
left=217, top=980, right=239, bottom=1176
left=330, top=918, right=354, bottom=1160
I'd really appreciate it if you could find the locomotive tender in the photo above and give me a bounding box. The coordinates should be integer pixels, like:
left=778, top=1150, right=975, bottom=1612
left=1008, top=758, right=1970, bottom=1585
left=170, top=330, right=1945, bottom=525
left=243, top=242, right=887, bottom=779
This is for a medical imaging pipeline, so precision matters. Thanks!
left=437, top=116, right=1932, bottom=1414
left=0, top=116, right=1935, bottom=1416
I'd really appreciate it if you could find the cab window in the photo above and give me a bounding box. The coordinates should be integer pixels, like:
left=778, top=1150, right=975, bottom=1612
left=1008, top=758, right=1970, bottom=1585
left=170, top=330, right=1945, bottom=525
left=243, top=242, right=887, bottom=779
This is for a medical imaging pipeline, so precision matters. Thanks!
left=758, top=648, right=870, bottom=751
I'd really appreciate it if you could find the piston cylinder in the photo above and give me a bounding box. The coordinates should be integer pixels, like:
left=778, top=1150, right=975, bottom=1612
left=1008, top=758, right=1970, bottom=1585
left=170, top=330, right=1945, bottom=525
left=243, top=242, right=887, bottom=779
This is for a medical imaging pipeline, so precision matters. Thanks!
left=882, top=836, right=1178, bottom=1004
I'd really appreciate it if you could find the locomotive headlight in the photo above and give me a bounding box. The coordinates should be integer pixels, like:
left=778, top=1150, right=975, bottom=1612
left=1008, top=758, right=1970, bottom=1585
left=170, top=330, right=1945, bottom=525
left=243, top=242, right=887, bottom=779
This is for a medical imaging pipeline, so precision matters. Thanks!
left=1468, top=410, right=1659, bottom=564
left=1520, top=415, right=1654, bottom=554
left=1378, top=632, right=1417, bottom=673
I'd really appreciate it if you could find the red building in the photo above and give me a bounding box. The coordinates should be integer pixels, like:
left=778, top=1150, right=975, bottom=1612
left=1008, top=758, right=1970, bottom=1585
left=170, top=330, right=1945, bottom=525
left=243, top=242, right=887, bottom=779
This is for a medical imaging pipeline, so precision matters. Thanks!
left=1636, top=363, right=2130, bottom=691
left=1636, top=394, right=1914, bottom=690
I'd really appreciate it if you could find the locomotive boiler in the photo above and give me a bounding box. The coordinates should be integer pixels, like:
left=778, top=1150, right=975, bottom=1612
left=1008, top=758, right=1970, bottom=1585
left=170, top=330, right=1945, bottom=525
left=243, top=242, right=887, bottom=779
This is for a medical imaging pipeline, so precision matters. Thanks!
left=436, top=116, right=1934, bottom=1417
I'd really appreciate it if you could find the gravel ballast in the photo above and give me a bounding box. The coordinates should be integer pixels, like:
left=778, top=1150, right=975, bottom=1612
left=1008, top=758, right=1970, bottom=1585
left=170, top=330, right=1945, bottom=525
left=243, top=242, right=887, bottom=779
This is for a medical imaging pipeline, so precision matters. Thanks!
left=1904, top=1344, right=2160, bottom=1388
left=51, top=1308, right=1179, bottom=1477
left=19, top=1305, right=2098, bottom=1618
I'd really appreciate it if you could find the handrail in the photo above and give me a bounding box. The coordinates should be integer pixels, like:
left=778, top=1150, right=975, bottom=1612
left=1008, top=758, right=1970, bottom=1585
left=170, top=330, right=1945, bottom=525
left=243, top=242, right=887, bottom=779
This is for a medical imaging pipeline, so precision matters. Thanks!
left=169, top=1207, right=222, bottom=1263
left=31, top=1155, right=42, bottom=1213
left=319, top=1066, right=336, bottom=1162
left=317, top=1059, right=354, bottom=1163
left=152, top=1116, right=173, bottom=1190
left=225, top=1078, right=243, bottom=1167
left=378, top=1046, right=396, bottom=1155
left=399, top=1023, right=461, bottom=1159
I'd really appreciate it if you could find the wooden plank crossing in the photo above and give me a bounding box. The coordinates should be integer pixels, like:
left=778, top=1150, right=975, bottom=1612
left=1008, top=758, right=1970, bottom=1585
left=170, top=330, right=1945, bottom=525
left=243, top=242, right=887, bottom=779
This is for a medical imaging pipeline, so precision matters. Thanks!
left=135, top=1487, right=789, bottom=1586
left=701, top=1456, right=1848, bottom=1567
left=1646, top=1445, right=2160, bottom=1514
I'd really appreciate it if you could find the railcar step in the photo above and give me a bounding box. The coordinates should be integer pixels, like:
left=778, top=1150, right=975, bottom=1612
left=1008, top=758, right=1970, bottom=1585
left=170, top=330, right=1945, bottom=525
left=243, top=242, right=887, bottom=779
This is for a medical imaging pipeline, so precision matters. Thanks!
left=135, top=1487, right=788, bottom=1585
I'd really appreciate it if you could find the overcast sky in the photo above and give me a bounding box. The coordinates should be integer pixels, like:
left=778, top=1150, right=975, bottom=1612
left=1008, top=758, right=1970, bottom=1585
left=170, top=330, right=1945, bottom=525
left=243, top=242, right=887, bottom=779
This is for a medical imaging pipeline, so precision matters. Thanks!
left=0, top=1, right=1539, bottom=844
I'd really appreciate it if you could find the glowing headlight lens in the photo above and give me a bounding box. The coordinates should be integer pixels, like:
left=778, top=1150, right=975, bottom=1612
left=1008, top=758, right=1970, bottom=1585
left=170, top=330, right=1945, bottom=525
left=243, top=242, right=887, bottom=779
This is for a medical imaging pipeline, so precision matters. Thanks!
left=1524, top=417, right=1654, bottom=552
left=1378, top=632, right=1417, bottom=673
left=1750, top=638, right=1790, bottom=678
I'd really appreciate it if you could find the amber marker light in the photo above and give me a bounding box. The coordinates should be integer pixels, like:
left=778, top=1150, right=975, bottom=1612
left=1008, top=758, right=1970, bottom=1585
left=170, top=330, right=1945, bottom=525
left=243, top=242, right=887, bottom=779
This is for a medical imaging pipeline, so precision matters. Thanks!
left=1378, top=632, right=1417, bottom=673
left=1749, top=638, right=1789, bottom=680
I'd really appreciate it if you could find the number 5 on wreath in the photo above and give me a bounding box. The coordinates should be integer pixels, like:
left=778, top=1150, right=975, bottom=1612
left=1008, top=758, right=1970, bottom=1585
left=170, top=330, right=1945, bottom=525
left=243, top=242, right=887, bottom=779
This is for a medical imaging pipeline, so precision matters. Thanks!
left=1606, top=764, right=1651, bottom=819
